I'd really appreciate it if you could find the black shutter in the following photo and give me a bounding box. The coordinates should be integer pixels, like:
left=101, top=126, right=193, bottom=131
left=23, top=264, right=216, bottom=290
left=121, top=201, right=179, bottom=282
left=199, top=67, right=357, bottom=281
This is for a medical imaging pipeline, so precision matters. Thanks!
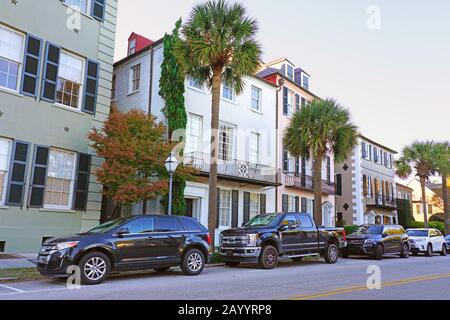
left=6, top=141, right=30, bottom=206
left=295, top=94, right=300, bottom=111
left=91, top=0, right=105, bottom=21
left=295, top=197, right=300, bottom=212
left=361, top=142, right=366, bottom=158
left=231, top=190, right=239, bottom=228
left=336, top=174, right=342, bottom=196
left=41, top=43, right=60, bottom=102
left=29, top=146, right=49, bottom=208
left=301, top=197, right=307, bottom=213
left=295, top=157, right=300, bottom=175
left=83, top=60, right=99, bottom=115
left=283, top=87, right=288, bottom=116
left=73, top=153, right=91, bottom=211
left=282, top=194, right=288, bottom=212
left=283, top=150, right=288, bottom=172
left=21, top=35, right=42, bottom=97
left=243, top=192, right=250, bottom=223
left=260, top=194, right=266, bottom=215
left=327, top=156, right=331, bottom=182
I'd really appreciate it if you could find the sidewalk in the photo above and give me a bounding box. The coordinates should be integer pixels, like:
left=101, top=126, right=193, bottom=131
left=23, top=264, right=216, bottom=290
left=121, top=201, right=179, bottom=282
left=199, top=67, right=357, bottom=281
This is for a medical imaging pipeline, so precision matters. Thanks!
left=0, top=253, right=37, bottom=270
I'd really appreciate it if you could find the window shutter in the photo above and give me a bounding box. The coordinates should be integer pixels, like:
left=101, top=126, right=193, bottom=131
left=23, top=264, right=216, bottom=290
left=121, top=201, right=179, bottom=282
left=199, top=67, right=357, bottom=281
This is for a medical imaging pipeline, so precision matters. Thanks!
left=301, top=197, right=307, bottom=213
left=361, top=142, right=366, bottom=158
left=6, top=141, right=30, bottom=206
left=41, top=43, right=60, bottom=102
left=260, top=194, right=266, bottom=215
left=335, top=174, right=342, bottom=196
left=21, top=35, right=42, bottom=97
left=243, top=192, right=250, bottom=223
left=301, top=97, right=306, bottom=108
left=283, top=87, right=288, bottom=116
left=295, top=157, right=300, bottom=175
left=82, top=60, right=99, bottom=115
left=91, top=0, right=105, bottom=21
left=73, top=153, right=91, bottom=211
left=327, top=157, right=331, bottom=182
left=283, top=150, right=288, bottom=172
left=231, top=190, right=239, bottom=228
left=282, top=194, right=288, bottom=212
left=29, top=146, right=49, bottom=208
left=295, top=94, right=300, bottom=111
left=295, top=197, right=300, bottom=212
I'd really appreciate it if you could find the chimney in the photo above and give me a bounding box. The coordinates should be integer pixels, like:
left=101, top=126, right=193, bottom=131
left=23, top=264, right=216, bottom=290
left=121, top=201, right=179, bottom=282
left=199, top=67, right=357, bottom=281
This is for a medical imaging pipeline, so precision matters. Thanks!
left=128, top=33, right=154, bottom=56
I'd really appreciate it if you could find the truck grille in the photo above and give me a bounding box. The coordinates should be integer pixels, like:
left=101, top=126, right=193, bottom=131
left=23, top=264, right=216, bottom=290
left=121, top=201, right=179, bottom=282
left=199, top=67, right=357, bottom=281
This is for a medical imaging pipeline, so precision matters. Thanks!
left=39, top=245, right=58, bottom=256
left=221, top=236, right=248, bottom=247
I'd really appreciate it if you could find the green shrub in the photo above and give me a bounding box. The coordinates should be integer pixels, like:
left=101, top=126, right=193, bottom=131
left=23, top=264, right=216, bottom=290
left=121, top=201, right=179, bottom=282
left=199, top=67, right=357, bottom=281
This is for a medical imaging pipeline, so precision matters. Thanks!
left=344, top=225, right=360, bottom=236
left=406, top=221, right=445, bottom=234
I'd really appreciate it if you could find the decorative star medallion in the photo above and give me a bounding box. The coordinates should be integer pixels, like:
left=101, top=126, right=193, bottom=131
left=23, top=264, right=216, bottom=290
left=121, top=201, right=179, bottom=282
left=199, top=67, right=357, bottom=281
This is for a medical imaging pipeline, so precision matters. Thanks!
left=11, top=0, right=18, bottom=5
left=64, top=126, right=70, bottom=132
left=343, top=203, right=350, bottom=211
left=0, top=110, right=3, bottom=118
left=73, top=28, right=80, bottom=34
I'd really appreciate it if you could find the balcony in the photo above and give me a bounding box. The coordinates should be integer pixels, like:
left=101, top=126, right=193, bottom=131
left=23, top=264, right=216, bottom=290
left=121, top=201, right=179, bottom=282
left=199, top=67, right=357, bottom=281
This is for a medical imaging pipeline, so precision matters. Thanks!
left=366, top=195, right=397, bottom=209
left=184, top=152, right=281, bottom=187
left=284, top=172, right=335, bottom=195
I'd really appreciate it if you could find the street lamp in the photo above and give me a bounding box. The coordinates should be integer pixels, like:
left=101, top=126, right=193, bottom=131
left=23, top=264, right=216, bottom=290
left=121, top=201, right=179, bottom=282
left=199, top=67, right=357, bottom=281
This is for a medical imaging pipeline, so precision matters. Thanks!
left=165, top=153, right=179, bottom=216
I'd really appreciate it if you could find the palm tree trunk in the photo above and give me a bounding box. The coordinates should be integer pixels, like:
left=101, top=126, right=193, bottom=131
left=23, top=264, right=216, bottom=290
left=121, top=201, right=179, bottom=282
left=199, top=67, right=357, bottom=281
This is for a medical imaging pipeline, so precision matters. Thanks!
left=207, top=67, right=222, bottom=246
left=442, top=175, right=449, bottom=235
left=313, top=154, right=324, bottom=225
left=420, top=176, right=429, bottom=228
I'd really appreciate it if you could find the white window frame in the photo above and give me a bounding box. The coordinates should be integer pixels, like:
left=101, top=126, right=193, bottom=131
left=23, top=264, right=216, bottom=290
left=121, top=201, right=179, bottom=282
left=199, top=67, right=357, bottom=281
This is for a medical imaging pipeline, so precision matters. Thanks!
left=111, top=74, right=116, bottom=101
left=287, top=195, right=296, bottom=212
left=250, top=85, right=262, bottom=112
left=63, top=0, right=90, bottom=15
left=218, top=122, right=236, bottom=162
left=128, top=39, right=136, bottom=56
left=286, top=89, right=294, bottom=118
left=187, top=76, right=204, bottom=92
left=222, top=83, right=235, bottom=102
left=186, top=113, right=203, bottom=154
left=0, top=24, right=25, bottom=93
left=0, top=138, right=12, bottom=206
left=287, top=152, right=296, bottom=173
left=218, top=189, right=232, bottom=228
left=44, top=148, right=77, bottom=210
left=55, top=50, right=85, bottom=111
left=249, top=193, right=260, bottom=220
left=302, top=74, right=309, bottom=90
left=286, top=64, right=294, bottom=81
left=249, top=132, right=260, bottom=165
left=129, top=64, right=141, bottom=94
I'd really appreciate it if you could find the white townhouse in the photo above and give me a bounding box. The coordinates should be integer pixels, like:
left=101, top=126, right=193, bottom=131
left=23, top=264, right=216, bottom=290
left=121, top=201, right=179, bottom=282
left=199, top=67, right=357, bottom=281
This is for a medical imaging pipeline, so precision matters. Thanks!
left=113, top=33, right=280, bottom=243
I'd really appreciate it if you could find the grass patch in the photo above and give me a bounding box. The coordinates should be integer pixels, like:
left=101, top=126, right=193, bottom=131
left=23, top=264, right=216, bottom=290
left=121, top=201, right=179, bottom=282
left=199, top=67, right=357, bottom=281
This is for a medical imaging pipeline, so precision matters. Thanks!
left=0, top=268, right=44, bottom=283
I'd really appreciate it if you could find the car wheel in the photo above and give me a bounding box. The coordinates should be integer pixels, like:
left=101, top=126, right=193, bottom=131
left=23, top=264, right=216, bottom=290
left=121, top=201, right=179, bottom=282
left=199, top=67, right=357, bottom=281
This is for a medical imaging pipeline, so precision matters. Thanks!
left=259, top=245, right=278, bottom=269
left=154, top=267, right=171, bottom=272
left=224, top=261, right=240, bottom=267
left=440, top=245, right=447, bottom=256
left=373, top=244, right=384, bottom=260
left=79, top=252, right=111, bottom=285
left=292, top=257, right=304, bottom=262
left=425, top=244, right=433, bottom=257
left=181, top=248, right=205, bottom=276
left=324, top=243, right=339, bottom=264
left=400, top=243, right=410, bottom=258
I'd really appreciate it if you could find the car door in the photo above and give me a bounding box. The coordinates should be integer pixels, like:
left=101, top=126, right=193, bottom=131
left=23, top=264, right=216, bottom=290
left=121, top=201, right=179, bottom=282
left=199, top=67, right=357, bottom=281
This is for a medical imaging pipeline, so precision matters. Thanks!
left=382, top=226, right=395, bottom=253
left=114, top=217, right=158, bottom=266
left=280, top=214, right=302, bottom=253
left=296, top=214, right=318, bottom=252
left=150, top=216, right=186, bottom=262
left=392, top=226, right=404, bottom=252
left=431, top=230, right=443, bottom=251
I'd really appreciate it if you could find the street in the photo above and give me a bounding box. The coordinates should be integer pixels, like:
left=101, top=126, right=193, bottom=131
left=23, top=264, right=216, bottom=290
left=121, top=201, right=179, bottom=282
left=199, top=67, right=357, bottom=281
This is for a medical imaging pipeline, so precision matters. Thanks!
left=1, top=254, right=449, bottom=300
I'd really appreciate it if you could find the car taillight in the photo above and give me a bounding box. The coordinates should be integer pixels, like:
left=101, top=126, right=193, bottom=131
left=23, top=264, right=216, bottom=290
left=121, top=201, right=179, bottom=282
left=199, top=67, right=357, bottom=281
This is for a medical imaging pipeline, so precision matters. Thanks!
left=206, top=233, right=212, bottom=246
left=342, top=229, right=347, bottom=241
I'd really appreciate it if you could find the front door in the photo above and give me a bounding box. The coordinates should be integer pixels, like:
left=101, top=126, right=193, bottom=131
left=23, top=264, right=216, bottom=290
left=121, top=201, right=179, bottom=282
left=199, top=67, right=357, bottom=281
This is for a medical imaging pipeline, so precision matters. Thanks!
left=280, top=214, right=302, bottom=253
left=186, top=199, right=194, bottom=217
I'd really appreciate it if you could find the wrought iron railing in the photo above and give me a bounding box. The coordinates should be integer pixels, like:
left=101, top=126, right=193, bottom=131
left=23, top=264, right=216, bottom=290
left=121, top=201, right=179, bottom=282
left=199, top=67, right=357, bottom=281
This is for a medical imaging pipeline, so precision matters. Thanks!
left=284, top=172, right=335, bottom=195
left=366, top=195, right=397, bottom=208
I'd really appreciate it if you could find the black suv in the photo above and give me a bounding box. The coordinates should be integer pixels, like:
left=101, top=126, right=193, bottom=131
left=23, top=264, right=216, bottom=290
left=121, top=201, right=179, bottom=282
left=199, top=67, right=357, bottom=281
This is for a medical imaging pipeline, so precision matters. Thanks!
left=343, top=225, right=410, bottom=260
left=37, top=215, right=212, bottom=285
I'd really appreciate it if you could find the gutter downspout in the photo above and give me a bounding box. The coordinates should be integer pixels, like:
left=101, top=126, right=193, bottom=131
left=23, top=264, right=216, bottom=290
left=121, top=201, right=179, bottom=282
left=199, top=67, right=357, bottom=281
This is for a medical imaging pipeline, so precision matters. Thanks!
left=275, top=78, right=284, bottom=212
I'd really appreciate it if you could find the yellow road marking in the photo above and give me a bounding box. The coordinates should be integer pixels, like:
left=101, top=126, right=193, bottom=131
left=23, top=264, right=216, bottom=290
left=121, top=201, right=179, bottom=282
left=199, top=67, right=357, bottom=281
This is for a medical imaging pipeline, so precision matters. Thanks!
left=288, top=272, right=450, bottom=300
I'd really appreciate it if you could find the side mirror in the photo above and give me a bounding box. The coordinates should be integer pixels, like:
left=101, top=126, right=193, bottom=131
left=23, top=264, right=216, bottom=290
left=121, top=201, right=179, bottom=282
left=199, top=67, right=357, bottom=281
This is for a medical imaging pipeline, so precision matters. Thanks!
left=382, top=232, right=388, bottom=238
left=116, top=227, right=130, bottom=236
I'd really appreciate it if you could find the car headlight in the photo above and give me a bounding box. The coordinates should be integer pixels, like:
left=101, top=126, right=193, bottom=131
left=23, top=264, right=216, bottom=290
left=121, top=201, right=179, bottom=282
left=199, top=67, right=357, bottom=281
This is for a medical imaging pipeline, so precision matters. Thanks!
left=364, top=239, right=375, bottom=245
left=247, top=234, right=259, bottom=246
left=56, top=241, right=79, bottom=251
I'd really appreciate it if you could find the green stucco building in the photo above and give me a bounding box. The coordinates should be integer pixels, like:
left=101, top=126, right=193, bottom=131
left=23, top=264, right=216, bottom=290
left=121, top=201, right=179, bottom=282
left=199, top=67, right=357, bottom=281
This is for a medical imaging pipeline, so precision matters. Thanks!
left=0, top=0, right=118, bottom=253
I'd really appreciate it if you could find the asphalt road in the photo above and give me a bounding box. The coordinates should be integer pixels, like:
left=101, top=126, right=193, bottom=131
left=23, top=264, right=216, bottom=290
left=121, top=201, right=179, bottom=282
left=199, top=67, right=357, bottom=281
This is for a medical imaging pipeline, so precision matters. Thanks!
left=1, top=254, right=450, bottom=300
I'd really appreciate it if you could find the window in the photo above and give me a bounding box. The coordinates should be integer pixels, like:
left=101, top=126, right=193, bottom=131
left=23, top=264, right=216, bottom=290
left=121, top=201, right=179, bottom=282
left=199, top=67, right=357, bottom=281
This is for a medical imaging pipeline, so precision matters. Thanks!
left=282, top=213, right=298, bottom=226
left=362, top=142, right=370, bottom=160
left=222, top=83, right=234, bottom=101
left=218, top=123, right=235, bottom=161
left=251, top=86, right=262, bottom=111
left=56, top=51, right=84, bottom=109
left=286, top=89, right=294, bottom=117
left=155, top=216, right=183, bottom=232
left=187, top=76, right=202, bottom=91
left=287, top=153, right=295, bottom=173
left=128, top=39, right=136, bottom=56
left=249, top=132, right=260, bottom=164
left=218, top=190, right=232, bottom=228
left=111, top=74, right=116, bottom=100
left=44, top=149, right=76, bottom=209
left=286, top=64, right=294, bottom=80
left=130, top=64, right=140, bottom=93
left=302, top=75, right=309, bottom=90
left=288, top=196, right=296, bottom=212
left=0, top=25, right=24, bottom=91
left=127, top=218, right=155, bottom=234
left=299, top=215, right=313, bottom=228
left=186, top=114, right=203, bottom=154
left=249, top=193, right=260, bottom=220
left=64, top=0, right=89, bottom=14
left=0, top=138, right=12, bottom=205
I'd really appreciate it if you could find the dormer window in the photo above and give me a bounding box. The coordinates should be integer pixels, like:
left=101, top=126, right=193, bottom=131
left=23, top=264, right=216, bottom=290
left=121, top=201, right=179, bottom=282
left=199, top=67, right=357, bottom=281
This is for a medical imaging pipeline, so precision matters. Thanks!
left=302, top=75, right=309, bottom=90
left=128, top=39, right=136, bottom=56
left=286, top=64, right=294, bottom=81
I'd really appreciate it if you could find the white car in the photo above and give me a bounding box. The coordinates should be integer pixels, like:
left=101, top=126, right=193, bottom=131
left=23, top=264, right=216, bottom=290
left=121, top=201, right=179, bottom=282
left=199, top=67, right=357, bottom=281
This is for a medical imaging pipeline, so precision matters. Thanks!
left=406, top=228, right=447, bottom=257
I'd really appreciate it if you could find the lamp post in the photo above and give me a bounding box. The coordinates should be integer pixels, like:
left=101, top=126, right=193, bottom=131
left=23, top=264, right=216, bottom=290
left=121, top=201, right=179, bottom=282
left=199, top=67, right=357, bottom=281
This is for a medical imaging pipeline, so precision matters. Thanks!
left=165, top=153, right=179, bottom=216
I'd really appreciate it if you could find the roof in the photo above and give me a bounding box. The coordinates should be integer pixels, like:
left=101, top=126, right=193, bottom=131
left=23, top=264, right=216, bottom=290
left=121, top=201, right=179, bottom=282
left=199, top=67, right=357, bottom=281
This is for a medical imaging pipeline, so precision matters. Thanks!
left=359, top=134, right=398, bottom=154
left=114, top=37, right=164, bottom=67
left=396, top=182, right=413, bottom=192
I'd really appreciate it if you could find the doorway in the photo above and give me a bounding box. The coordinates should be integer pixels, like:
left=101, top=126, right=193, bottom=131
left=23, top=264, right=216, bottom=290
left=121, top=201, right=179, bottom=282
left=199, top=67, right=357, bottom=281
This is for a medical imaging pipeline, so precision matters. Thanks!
left=185, top=198, right=201, bottom=222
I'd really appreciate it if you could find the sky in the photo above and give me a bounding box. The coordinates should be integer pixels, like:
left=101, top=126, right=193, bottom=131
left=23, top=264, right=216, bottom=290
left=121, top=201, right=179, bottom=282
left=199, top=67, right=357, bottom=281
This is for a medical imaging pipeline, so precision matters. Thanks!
left=114, top=0, right=450, bottom=154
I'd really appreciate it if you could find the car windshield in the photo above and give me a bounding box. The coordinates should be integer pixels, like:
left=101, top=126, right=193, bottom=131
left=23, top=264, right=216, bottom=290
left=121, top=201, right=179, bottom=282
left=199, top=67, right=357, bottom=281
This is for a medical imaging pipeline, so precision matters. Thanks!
left=407, top=230, right=428, bottom=237
left=86, top=218, right=127, bottom=234
left=354, top=225, right=383, bottom=235
left=244, top=214, right=281, bottom=227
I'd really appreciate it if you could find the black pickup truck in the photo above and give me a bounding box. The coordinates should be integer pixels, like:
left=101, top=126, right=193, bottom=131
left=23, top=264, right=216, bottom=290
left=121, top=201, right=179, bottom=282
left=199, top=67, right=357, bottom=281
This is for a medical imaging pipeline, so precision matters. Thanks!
left=219, top=213, right=347, bottom=269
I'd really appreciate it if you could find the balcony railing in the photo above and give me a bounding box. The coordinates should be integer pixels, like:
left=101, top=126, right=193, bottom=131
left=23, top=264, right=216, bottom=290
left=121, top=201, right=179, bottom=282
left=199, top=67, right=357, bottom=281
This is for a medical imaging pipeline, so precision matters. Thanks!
left=366, top=195, right=397, bottom=209
left=184, top=152, right=281, bottom=186
left=284, top=172, right=335, bottom=195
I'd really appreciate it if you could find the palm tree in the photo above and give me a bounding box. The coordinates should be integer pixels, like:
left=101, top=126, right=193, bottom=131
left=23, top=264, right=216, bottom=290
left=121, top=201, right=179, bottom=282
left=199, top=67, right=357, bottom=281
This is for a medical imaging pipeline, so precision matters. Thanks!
left=284, top=99, right=359, bottom=225
left=174, top=0, right=262, bottom=239
left=396, top=141, right=436, bottom=228
left=433, top=142, right=450, bottom=234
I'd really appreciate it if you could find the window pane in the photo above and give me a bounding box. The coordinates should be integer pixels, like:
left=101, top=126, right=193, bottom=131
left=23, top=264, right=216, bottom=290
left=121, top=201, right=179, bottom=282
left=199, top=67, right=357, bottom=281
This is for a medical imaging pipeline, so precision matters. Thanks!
left=249, top=193, right=260, bottom=220
left=45, top=149, right=76, bottom=208
left=59, top=52, right=83, bottom=84
left=219, top=190, right=231, bottom=227
left=127, top=218, right=155, bottom=234
left=186, top=114, right=202, bottom=154
left=65, top=0, right=88, bottom=13
left=0, top=26, right=23, bottom=63
left=0, top=58, right=19, bottom=91
left=250, top=133, right=260, bottom=164
left=0, top=138, right=11, bottom=204
left=218, top=124, right=235, bottom=161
